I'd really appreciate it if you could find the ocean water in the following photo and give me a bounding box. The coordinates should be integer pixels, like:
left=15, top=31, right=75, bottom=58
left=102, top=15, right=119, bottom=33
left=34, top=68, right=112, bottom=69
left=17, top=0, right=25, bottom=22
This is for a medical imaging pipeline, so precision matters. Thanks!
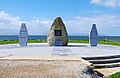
left=0, top=35, right=120, bottom=41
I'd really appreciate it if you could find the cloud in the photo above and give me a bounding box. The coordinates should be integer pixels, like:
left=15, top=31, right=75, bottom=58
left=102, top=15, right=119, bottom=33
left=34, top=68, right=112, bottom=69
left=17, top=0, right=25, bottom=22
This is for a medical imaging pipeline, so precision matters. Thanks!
left=91, top=0, right=120, bottom=8
left=65, top=14, right=120, bottom=36
left=0, top=11, right=52, bottom=35
left=0, top=11, right=120, bottom=36
left=0, top=11, right=21, bottom=28
left=27, top=19, right=52, bottom=35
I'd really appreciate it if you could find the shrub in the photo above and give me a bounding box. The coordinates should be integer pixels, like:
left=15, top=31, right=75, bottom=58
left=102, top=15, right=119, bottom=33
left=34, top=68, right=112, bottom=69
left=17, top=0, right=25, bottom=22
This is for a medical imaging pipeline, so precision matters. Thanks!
left=108, top=72, right=120, bottom=78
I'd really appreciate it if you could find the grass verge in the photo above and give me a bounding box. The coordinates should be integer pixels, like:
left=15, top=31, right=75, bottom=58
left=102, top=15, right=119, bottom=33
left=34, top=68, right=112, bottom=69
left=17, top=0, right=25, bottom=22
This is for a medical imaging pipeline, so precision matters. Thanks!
left=0, top=40, right=120, bottom=46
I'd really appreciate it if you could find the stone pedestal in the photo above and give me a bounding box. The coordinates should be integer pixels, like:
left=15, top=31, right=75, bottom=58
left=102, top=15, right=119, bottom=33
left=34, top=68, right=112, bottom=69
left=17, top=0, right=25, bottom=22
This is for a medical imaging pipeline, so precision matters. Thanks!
left=89, top=24, right=98, bottom=47
left=19, top=23, right=28, bottom=46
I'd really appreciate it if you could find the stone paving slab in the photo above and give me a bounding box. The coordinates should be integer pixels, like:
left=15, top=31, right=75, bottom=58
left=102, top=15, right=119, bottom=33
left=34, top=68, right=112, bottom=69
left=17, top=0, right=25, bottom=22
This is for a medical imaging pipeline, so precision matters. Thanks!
left=0, top=43, right=120, bottom=58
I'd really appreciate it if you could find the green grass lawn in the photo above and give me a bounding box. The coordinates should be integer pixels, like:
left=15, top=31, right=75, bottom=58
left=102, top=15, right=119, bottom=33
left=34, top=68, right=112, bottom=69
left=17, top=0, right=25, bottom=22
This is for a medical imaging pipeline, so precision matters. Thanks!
left=0, top=40, right=47, bottom=45
left=69, top=40, right=89, bottom=43
left=28, top=40, right=47, bottom=43
left=0, top=39, right=120, bottom=46
left=98, top=40, right=120, bottom=46
left=0, top=40, right=19, bottom=44
left=69, top=40, right=120, bottom=46
left=107, top=72, right=120, bottom=78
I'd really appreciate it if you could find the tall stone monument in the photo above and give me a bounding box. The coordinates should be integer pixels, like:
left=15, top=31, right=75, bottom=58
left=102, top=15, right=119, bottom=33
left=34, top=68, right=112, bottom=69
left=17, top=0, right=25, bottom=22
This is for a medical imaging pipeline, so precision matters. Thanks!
left=47, top=17, right=68, bottom=46
left=19, top=23, right=28, bottom=46
left=89, top=24, right=98, bottom=47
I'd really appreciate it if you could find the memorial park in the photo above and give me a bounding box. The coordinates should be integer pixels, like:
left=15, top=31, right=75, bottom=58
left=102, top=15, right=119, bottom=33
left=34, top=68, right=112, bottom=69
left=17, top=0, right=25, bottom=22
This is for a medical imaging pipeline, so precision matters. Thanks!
left=0, top=0, right=120, bottom=78
left=0, top=17, right=120, bottom=78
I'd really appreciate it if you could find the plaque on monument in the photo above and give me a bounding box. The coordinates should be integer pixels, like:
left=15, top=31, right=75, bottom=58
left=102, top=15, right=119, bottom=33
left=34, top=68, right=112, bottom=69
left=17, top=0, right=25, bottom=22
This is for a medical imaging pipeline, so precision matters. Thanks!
left=54, top=30, right=62, bottom=36
left=53, top=39, right=63, bottom=46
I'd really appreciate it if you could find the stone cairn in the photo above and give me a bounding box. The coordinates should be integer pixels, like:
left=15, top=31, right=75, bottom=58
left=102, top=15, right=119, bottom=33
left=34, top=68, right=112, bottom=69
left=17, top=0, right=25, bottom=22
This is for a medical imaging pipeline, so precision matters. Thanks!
left=47, top=17, right=68, bottom=46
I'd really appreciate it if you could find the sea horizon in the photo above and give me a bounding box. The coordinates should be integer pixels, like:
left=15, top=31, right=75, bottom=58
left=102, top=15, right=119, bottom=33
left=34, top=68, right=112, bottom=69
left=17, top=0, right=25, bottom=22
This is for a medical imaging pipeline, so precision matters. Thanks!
left=0, top=35, right=120, bottom=41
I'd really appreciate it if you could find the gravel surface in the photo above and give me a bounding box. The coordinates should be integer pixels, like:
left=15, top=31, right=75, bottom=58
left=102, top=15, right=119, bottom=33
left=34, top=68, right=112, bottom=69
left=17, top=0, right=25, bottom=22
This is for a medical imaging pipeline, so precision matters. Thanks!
left=0, top=60, right=103, bottom=78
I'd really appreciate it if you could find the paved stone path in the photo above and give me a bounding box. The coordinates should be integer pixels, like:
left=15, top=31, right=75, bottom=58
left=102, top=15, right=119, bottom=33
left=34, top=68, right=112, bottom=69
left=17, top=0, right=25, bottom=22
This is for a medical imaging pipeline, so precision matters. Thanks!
left=0, top=43, right=120, bottom=58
